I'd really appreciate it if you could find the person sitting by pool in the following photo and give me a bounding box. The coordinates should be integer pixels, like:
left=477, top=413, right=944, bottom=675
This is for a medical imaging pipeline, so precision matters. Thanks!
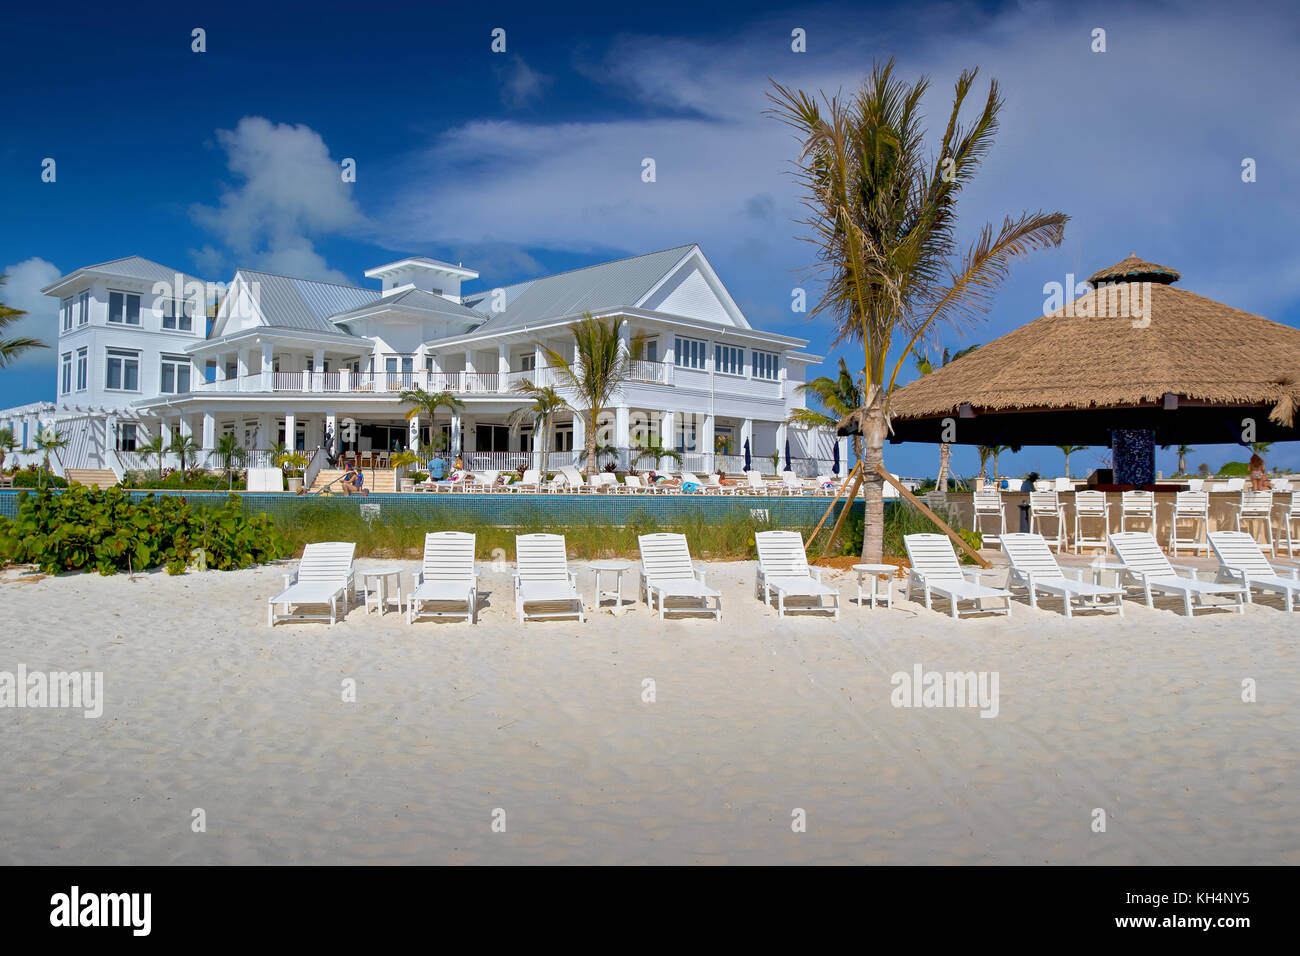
left=714, top=472, right=739, bottom=487
left=429, top=456, right=446, bottom=481
left=453, top=456, right=464, bottom=472
left=339, top=466, right=367, bottom=496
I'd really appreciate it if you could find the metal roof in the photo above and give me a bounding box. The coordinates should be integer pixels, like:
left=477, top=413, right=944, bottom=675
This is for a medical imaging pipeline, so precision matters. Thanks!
left=43, top=256, right=207, bottom=293
left=332, top=288, right=485, bottom=324
left=235, top=271, right=373, bottom=335
left=465, top=244, right=696, bottom=333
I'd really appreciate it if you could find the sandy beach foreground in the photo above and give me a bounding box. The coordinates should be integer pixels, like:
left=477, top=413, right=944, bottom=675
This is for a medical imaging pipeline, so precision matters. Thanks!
left=1, top=557, right=1296, bottom=865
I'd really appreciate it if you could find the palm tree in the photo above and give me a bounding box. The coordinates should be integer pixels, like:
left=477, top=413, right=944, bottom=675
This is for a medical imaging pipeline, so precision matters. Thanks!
left=540, top=315, right=630, bottom=477
left=33, top=426, right=67, bottom=489
left=976, top=445, right=993, bottom=482
left=1176, top=444, right=1192, bottom=476
left=1057, top=444, right=1088, bottom=479
left=631, top=437, right=683, bottom=471
left=138, top=433, right=167, bottom=481
left=167, top=430, right=199, bottom=475
left=990, top=444, right=1011, bottom=479
left=914, top=344, right=980, bottom=489
left=1249, top=441, right=1273, bottom=459
left=787, top=357, right=863, bottom=467
left=0, top=426, right=15, bottom=473
left=0, top=275, right=47, bottom=368
left=506, top=383, right=569, bottom=476
left=398, top=387, right=465, bottom=453
left=768, top=60, right=1067, bottom=562
left=213, top=433, right=246, bottom=489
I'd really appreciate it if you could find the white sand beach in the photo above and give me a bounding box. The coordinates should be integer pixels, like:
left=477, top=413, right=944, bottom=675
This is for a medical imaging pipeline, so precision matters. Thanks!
left=1, top=556, right=1296, bottom=865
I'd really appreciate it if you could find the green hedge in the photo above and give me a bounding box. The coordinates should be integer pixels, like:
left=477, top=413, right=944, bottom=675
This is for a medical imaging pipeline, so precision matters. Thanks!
left=0, top=486, right=288, bottom=575
left=8, top=469, right=68, bottom=488
left=122, top=470, right=246, bottom=490
left=1216, top=461, right=1250, bottom=476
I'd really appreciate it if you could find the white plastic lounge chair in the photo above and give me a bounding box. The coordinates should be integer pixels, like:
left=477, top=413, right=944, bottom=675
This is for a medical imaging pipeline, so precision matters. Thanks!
left=1208, top=531, right=1300, bottom=611
left=903, top=533, right=1013, bottom=619
left=1000, top=533, right=1123, bottom=617
left=267, top=541, right=356, bottom=626
left=558, top=465, right=589, bottom=492
left=1028, top=491, right=1066, bottom=551
left=513, top=533, right=585, bottom=623
left=971, top=489, right=1005, bottom=544
left=679, top=471, right=711, bottom=494
left=744, top=471, right=773, bottom=496
left=1168, top=490, right=1210, bottom=556
left=1108, top=531, right=1246, bottom=616
left=1282, top=493, right=1300, bottom=557
left=511, top=468, right=541, bottom=493
left=1119, top=491, right=1158, bottom=533
left=754, top=531, right=839, bottom=618
left=1072, top=490, right=1110, bottom=553
left=780, top=470, right=812, bottom=495
left=637, top=532, right=722, bottom=620
left=408, top=531, right=479, bottom=624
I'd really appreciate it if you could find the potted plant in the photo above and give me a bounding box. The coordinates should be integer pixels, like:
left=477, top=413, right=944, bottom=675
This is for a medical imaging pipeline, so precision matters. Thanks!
left=280, top=451, right=309, bottom=493
left=391, top=449, right=423, bottom=492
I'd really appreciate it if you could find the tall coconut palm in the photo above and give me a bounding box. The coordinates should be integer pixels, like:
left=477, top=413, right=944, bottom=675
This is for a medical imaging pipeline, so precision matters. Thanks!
left=787, top=357, right=863, bottom=467
left=1175, top=444, right=1192, bottom=476
left=0, top=426, right=15, bottom=473
left=990, top=444, right=1011, bottom=479
left=398, top=387, right=465, bottom=453
left=914, top=344, right=980, bottom=489
left=768, top=60, right=1067, bottom=562
left=1056, top=444, right=1088, bottom=479
left=540, top=315, right=630, bottom=477
left=506, top=383, right=568, bottom=476
left=0, top=275, right=47, bottom=368
left=976, top=445, right=993, bottom=482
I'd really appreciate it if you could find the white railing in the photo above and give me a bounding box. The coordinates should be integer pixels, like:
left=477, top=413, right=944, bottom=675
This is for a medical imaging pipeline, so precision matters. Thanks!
left=461, top=451, right=535, bottom=472
left=627, top=360, right=672, bottom=385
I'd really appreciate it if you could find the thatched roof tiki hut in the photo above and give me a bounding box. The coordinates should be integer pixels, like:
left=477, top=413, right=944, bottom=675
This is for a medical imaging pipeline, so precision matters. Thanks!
left=886, top=254, right=1300, bottom=485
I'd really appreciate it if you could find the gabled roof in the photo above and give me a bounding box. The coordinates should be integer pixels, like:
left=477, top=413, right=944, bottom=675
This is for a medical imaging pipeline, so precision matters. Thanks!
left=463, top=244, right=697, bottom=333
left=42, top=256, right=207, bottom=295
left=331, top=288, right=485, bottom=324
left=233, top=271, right=374, bottom=335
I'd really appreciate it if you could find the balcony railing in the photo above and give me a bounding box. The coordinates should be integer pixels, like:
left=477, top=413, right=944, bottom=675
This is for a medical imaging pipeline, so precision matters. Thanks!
left=626, top=359, right=672, bottom=385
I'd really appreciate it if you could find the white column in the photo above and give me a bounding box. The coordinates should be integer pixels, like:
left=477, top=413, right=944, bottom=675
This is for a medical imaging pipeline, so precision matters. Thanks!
left=312, top=348, right=325, bottom=391
left=659, top=411, right=675, bottom=471
left=260, top=341, right=274, bottom=391
left=615, top=405, right=630, bottom=466
left=285, top=412, right=296, bottom=451
left=741, top=418, right=754, bottom=470
left=237, top=350, right=249, bottom=387
left=571, top=414, right=585, bottom=468
left=215, top=357, right=227, bottom=382
left=450, top=412, right=462, bottom=455
left=325, top=413, right=337, bottom=455
left=703, top=413, right=715, bottom=471
left=408, top=413, right=420, bottom=451
left=202, top=413, right=215, bottom=452
left=497, top=343, right=508, bottom=392
left=257, top=414, right=272, bottom=449
left=533, top=343, right=545, bottom=382
left=776, top=421, right=789, bottom=471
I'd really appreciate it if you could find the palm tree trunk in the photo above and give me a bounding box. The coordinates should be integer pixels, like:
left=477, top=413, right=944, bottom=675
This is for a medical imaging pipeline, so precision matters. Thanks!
left=859, top=401, right=889, bottom=564
left=936, top=443, right=951, bottom=490
left=585, top=410, right=598, bottom=477
left=1063, top=452, right=1070, bottom=478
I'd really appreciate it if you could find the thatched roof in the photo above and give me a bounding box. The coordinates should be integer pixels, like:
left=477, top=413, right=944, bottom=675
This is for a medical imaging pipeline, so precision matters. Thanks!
left=1088, top=252, right=1180, bottom=285
left=890, top=257, right=1300, bottom=428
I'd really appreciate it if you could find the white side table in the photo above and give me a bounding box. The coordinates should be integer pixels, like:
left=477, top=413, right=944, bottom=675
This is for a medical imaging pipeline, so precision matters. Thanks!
left=853, top=563, right=896, bottom=609
left=361, top=568, right=403, bottom=616
left=589, top=559, right=634, bottom=609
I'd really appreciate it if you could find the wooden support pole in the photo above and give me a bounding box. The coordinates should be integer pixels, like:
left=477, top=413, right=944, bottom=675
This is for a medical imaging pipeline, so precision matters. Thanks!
left=875, top=464, right=989, bottom=568
left=823, top=467, right=864, bottom=555
left=808, top=461, right=861, bottom=546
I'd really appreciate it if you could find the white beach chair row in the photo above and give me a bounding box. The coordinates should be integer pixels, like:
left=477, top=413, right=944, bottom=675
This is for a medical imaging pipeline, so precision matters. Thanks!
left=266, top=527, right=1296, bottom=627
left=409, top=466, right=845, bottom=496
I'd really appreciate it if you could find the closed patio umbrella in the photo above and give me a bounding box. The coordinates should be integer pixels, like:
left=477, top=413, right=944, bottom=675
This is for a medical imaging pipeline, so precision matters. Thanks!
left=831, top=441, right=840, bottom=475
left=784, top=439, right=792, bottom=472
left=743, top=438, right=751, bottom=471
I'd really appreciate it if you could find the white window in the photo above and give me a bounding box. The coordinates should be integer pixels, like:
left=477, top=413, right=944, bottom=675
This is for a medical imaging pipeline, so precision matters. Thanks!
left=642, top=339, right=659, bottom=362
left=114, top=423, right=137, bottom=452
left=519, top=353, right=535, bottom=372
left=78, top=290, right=90, bottom=325
left=715, top=344, right=743, bottom=376
left=674, top=336, right=706, bottom=370
left=753, top=350, right=779, bottom=381
left=106, top=348, right=140, bottom=391
left=160, top=296, right=195, bottom=331
left=75, top=348, right=88, bottom=391
left=61, top=298, right=73, bottom=332
left=61, top=352, right=72, bottom=393
left=160, top=354, right=191, bottom=394
left=108, top=291, right=141, bottom=325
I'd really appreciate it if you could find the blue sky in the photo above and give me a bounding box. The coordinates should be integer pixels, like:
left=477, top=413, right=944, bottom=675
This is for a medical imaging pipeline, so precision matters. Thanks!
left=3, top=0, right=1298, bottom=478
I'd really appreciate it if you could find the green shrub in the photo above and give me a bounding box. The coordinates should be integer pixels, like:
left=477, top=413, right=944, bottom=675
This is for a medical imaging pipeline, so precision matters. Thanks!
left=1217, top=461, right=1250, bottom=476
left=10, top=468, right=67, bottom=489
left=407, top=472, right=428, bottom=483
left=0, top=486, right=287, bottom=575
left=122, top=470, right=245, bottom=490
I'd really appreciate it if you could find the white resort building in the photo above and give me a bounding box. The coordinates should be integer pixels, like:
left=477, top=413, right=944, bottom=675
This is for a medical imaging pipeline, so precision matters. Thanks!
left=0, top=244, right=844, bottom=490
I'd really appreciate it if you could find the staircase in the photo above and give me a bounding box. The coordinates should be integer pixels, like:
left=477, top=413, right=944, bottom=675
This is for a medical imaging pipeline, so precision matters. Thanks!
left=66, top=469, right=119, bottom=490
left=309, top=468, right=397, bottom=494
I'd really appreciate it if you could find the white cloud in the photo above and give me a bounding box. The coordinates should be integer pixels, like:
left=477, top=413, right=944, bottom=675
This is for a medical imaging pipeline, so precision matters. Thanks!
left=190, top=116, right=366, bottom=283
left=1, top=257, right=62, bottom=368
left=496, top=55, right=552, bottom=109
